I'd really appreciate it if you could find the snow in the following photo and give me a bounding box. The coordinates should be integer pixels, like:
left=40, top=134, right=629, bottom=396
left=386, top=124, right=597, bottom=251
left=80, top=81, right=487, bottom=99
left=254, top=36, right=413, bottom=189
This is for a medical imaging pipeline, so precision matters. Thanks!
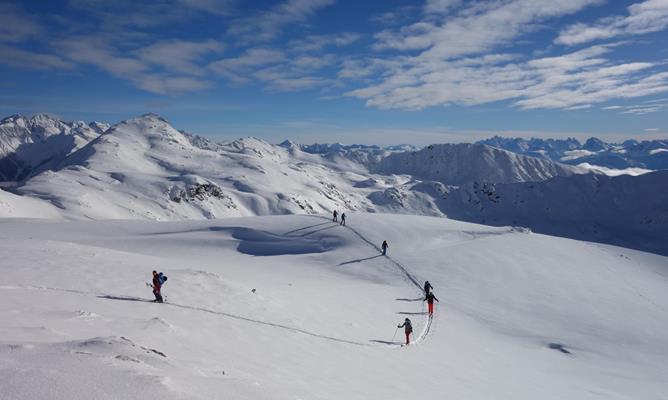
left=374, top=143, right=581, bottom=185
left=1, top=113, right=667, bottom=398
left=480, top=136, right=668, bottom=170
left=1, top=213, right=667, bottom=399
left=0, top=188, right=62, bottom=219
left=0, top=114, right=101, bottom=181
left=576, top=162, right=653, bottom=176
left=649, top=148, right=668, bottom=155
left=561, top=149, right=597, bottom=161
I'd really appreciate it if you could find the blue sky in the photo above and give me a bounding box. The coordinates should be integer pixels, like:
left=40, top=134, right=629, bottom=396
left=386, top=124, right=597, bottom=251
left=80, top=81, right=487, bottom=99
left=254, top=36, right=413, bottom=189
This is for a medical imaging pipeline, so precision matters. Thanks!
left=1, top=0, right=667, bottom=144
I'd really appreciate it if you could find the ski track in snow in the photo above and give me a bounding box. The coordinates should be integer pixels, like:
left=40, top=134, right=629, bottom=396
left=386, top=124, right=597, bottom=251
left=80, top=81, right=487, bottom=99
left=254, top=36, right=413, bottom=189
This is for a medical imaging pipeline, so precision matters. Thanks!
left=302, top=215, right=434, bottom=346
left=1, top=217, right=436, bottom=349
left=0, top=284, right=370, bottom=347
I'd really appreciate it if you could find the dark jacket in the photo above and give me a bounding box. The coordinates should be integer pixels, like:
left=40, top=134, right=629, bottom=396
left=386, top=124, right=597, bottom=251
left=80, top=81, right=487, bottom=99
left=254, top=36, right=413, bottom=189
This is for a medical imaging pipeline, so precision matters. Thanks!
left=425, top=292, right=439, bottom=304
left=424, top=281, right=433, bottom=293
left=152, top=275, right=162, bottom=292
left=398, top=319, right=413, bottom=333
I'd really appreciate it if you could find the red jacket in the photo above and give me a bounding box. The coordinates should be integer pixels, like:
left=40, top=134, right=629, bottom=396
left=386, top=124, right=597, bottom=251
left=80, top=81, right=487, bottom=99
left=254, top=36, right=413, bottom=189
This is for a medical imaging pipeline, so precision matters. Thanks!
left=152, top=276, right=162, bottom=292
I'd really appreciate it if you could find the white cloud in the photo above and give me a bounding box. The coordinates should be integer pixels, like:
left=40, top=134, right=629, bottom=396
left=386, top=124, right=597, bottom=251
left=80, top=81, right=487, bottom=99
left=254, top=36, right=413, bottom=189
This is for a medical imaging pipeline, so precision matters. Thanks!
left=136, top=75, right=214, bottom=94
left=137, top=39, right=224, bottom=76
left=347, top=42, right=668, bottom=110
left=0, top=3, right=42, bottom=43
left=209, top=48, right=286, bottom=82
left=424, top=0, right=462, bottom=15
left=54, top=37, right=212, bottom=94
left=373, top=0, right=602, bottom=56
left=0, top=45, right=75, bottom=70
left=556, top=0, right=668, bottom=45
left=228, top=0, right=335, bottom=42
left=345, top=1, right=668, bottom=112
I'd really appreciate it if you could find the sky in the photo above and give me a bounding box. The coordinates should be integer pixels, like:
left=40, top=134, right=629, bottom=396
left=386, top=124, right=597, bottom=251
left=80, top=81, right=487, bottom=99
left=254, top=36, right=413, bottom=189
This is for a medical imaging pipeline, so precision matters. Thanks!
left=1, top=0, right=668, bottom=145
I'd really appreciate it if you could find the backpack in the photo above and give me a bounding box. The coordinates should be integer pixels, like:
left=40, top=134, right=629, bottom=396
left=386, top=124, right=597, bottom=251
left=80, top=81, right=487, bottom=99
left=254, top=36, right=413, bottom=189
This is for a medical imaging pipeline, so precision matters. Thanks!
left=158, top=273, right=168, bottom=285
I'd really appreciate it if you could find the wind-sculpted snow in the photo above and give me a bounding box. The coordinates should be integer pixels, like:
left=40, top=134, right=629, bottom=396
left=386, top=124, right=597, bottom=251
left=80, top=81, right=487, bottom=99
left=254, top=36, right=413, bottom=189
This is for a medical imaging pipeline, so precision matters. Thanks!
left=227, top=226, right=343, bottom=256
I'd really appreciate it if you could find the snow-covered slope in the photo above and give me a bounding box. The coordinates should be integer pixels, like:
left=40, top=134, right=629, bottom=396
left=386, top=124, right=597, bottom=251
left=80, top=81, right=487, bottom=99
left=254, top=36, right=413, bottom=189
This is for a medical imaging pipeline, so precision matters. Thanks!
left=373, top=143, right=581, bottom=185
left=434, top=170, right=668, bottom=255
left=0, top=187, right=62, bottom=219
left=15, top=114, right=380, bottom=220
left=1, top=214, right=666, bottom=399
left=0, top=114, right=106, bottom=182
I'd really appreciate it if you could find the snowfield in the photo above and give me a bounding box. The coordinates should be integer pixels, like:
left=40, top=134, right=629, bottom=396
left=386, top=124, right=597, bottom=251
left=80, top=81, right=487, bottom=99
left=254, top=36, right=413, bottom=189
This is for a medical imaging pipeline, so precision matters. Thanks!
left=1, top=213, right=667, bottom=399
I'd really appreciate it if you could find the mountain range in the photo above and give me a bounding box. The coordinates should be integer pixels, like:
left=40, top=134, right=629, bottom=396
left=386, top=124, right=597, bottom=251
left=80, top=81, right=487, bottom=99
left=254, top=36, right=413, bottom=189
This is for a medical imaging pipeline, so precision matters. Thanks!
left=0, top=113, right=666, bottom=255
left=478, top=136, right=668, bottom=171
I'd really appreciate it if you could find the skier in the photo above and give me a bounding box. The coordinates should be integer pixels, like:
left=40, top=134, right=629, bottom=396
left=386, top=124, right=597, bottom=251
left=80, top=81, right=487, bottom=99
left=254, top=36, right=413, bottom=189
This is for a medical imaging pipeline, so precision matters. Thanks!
left=424, top=292, right=439, bottom=316
left=397, top=317, right=413, bottom=345
left=340, top=212, right=346, bottom=226
left=423, top=280, right=433, bottom=297
left=151, top=270, right=164, bottom=303
left=333, top=210, right=338, bottom=222
left=381, top=240, right=388, bottom=255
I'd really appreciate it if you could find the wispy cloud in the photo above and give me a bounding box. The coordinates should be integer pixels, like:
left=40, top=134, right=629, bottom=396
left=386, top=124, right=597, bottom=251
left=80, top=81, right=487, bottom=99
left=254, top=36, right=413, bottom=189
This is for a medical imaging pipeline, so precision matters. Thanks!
left=602, top=99, right=668, bottom=115
left=209, top=48, right=286, bottom=83
left=0, top=45, right=75, bottom=70
left=136, top=39, right=224, bottom=76
left=228, top=0, right=335, bottom=43
left=344, top=1, right=668, bottom=112
left=0, top=3, right=42, bottom=43
left=373, top=0, right=602, bottom=55
left=54, top=37, right=214, bottom=94
left=556, top=0, right=668, bottom=46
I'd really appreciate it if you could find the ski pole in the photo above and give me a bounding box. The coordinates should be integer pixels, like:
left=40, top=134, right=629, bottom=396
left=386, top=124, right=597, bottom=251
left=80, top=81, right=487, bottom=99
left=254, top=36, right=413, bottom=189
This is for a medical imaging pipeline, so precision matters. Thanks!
left=391, top=327, right=399, bottom=342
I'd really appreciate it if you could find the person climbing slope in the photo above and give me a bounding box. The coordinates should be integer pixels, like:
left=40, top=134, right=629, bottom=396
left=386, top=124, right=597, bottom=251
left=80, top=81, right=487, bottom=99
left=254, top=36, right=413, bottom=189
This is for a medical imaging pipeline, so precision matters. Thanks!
left=340, top=212, right=346, bottom=226
left=381, top=240, right=388, bottom=255
left=397, top=318, right=413, bottom=345
left=151, top=270, right=163, bottom=303
left=424, top=292, right=439, bottom=316
left=423, top=280, right=433, bottom=297
left=333, top=210, right=338, bottom=222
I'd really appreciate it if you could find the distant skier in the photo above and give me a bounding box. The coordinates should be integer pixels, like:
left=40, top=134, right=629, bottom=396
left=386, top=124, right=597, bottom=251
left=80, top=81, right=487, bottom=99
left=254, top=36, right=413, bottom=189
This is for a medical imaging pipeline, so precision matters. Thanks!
left=150, top=270, right=166, bottom=303
left=381, top=240, right=388, bottom=255
left=424, top=292, right=439, bottom=316
left=333, top=210, right=338, bottom=222
left=397, top=317, right=413, bottom=345
left=423, top=280, right=433, bottom=297
left=340, top=212, right=346, bottom=226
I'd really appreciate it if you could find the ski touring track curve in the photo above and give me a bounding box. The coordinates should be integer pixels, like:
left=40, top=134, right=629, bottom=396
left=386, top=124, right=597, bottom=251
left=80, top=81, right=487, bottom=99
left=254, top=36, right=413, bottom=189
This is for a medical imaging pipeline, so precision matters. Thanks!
left=0, top=284, right=370, bottom=347
left=301, top=215, right=434, bottom=348
left=1, top=214, right=435, bottom=350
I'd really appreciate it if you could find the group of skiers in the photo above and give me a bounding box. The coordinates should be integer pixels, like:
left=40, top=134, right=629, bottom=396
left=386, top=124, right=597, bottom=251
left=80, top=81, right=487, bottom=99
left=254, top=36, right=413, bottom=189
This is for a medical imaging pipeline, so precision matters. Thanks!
left=148, top=211, right=439, bottom=347
left=397, top=280, right=439, bottom=345
left=332, top=210, right=346, bottom=226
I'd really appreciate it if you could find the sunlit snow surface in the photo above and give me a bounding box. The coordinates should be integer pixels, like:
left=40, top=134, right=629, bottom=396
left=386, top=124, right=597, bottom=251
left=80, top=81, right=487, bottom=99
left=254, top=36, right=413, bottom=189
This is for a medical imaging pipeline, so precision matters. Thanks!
left=1, top=213, right=667, bottom=399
